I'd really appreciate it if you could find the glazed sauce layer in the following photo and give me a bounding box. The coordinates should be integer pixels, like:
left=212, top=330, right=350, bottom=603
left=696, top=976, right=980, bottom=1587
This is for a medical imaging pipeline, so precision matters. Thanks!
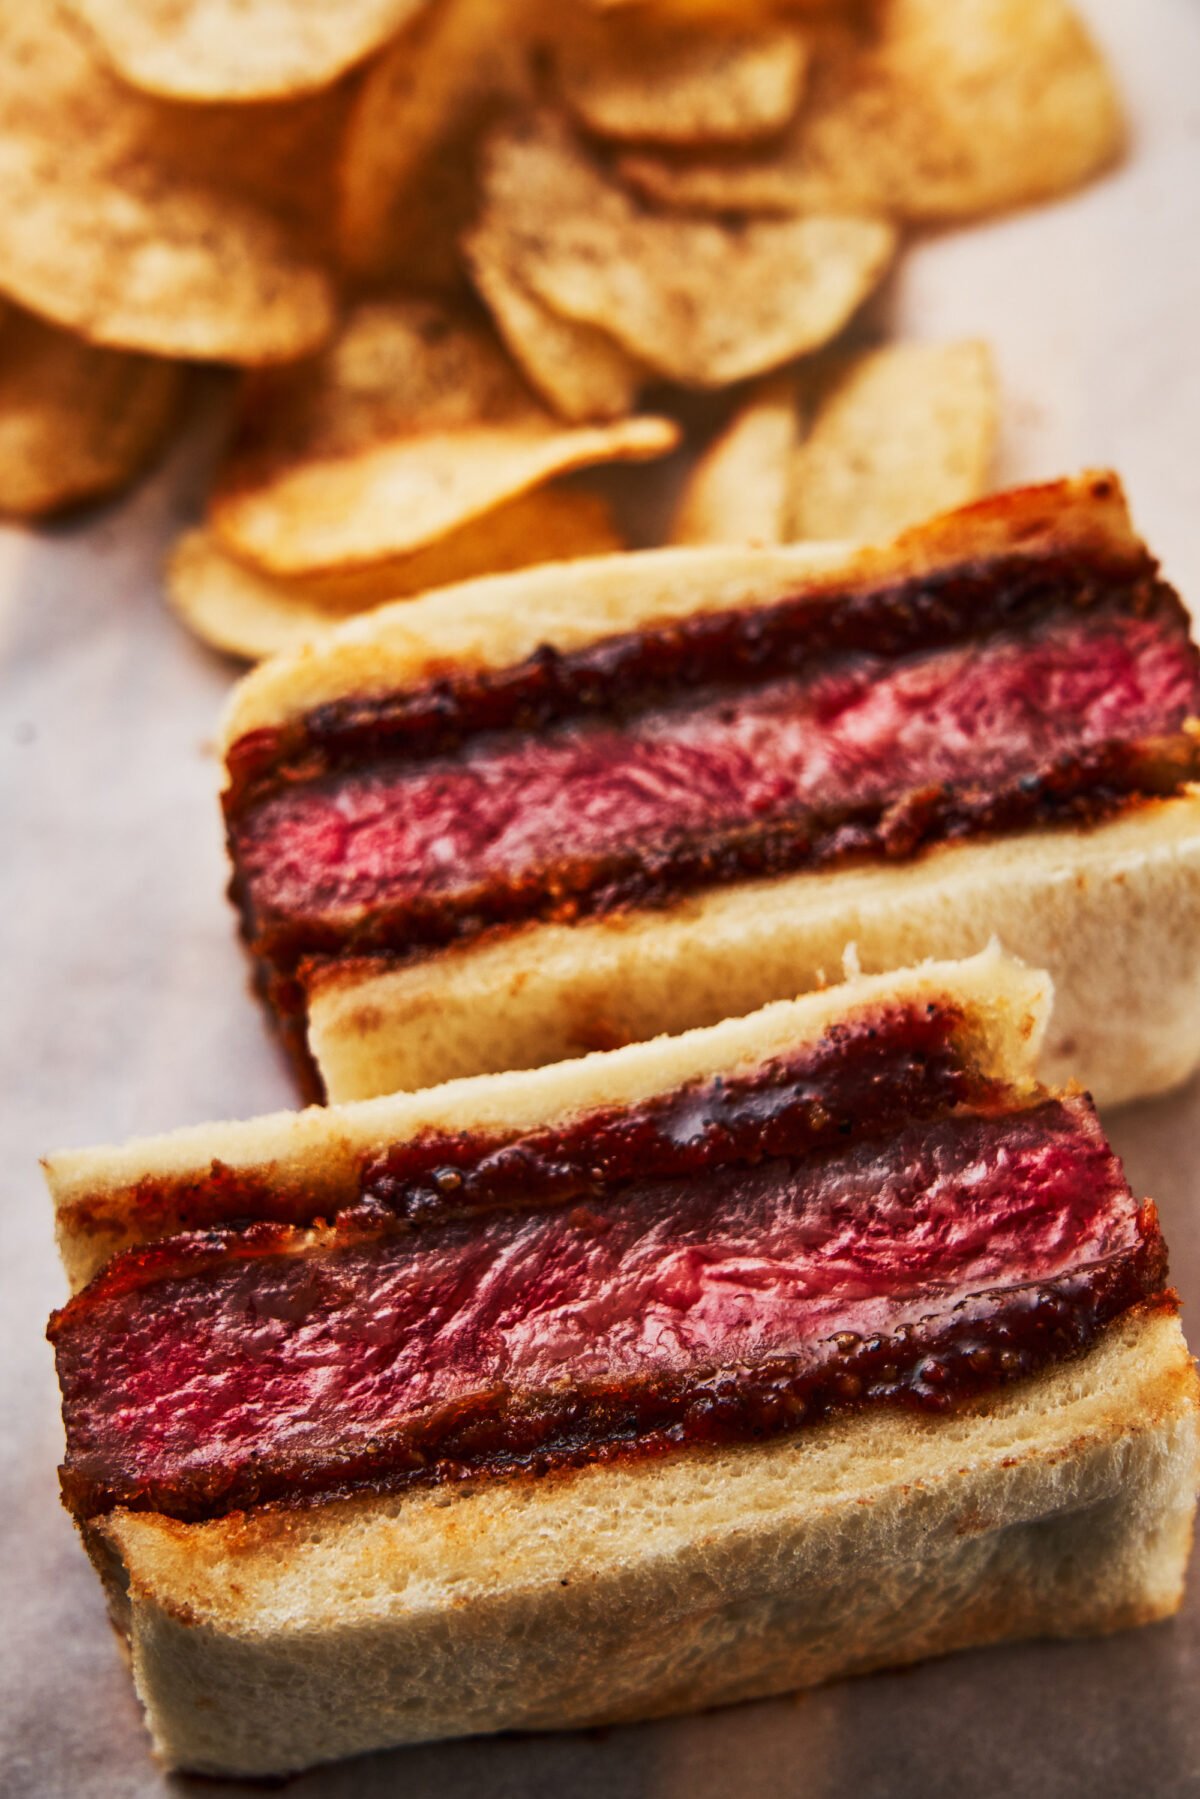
left=51, top=1096, right=1167, bottom=1524
left=224, top=549, right=1170, bottom=807
left=225, top=558, right=1200, bottom=977
left=63, top=1001, right=981, bottom=1247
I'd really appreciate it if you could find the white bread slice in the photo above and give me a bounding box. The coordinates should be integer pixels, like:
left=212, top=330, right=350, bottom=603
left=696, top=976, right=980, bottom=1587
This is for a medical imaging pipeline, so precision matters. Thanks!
left=216, top=471, right=1200, bottom=1107
left=308, top=792, right=1200, bottom=1104
left=89, top=1307, right=1199, bottom=1778
left=48, top=946, right=1048, bottom=1290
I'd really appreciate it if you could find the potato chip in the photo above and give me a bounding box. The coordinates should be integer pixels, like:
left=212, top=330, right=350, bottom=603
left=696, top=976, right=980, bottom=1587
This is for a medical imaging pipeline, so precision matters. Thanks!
left=208, top=296, right=678, bottom=579
left=789, top=340, right=997, bottom=543
left=621, top=0, right=1122, bottom=222
left=0, top=302, right=184, bottom=517
left=63, top=0, right=433, bottom=103
left=555, top=12, right=809, bottom=145
left=464, top=221, right=645, bottom=421
left=0, top=5, right=336, bottom=363
left=670, top=374, right=799, bottom=546
left=478, top=112, right=895, bottom=388
left=336, top=0, right=540, bottom=290
left=170, top=487, right=626, bottom=660
left=585, top=0, right=809, bottom=16
left=144, top=75, right=355, bottom=253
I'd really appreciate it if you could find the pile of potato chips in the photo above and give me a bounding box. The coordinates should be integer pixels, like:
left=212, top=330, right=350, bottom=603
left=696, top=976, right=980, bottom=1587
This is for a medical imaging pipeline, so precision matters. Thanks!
left=0, top=0, right=1121, bottom=656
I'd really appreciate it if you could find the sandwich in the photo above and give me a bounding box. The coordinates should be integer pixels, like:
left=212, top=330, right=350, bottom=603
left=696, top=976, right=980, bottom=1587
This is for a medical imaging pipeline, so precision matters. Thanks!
left=46, top=950, right=1200, bottom=1777
left=218, top=471, right=1200, bottom=1107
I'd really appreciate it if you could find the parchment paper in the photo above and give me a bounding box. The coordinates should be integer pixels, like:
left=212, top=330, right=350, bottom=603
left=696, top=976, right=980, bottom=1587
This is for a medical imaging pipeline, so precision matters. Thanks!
left=5, top=3, right=1200, bottom=1792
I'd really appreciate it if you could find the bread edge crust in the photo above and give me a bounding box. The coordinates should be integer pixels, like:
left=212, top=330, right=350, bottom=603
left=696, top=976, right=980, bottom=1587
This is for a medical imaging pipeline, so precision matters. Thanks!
left=217, top=470, right=1138, bottom=750
left=48, top=946, right=1047, bottom=1289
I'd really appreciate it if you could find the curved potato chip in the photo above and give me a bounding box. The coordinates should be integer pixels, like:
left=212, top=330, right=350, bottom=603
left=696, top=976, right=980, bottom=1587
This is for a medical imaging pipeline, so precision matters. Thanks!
left=465, top=222, right=645, bottom=421
left=586, top=0, right=808, bottom=16
left=63, top=0, right=433, bottom=103
left=585, top=0, right=849, bottom=15
left=0, top=6, right=336, bottom=363
left=170, top=488, right=626, bottom=659
left=479, top=112, right=895, bottom=388
left=209, top=297, right=678, bottom=578
left=0, top=302, right=184, bottom=517
left=670, top=373, right=799, bottom=546
left=789, top=340, right=997, bottom=542
left=143, top=77, right=355, bottom=249
left=337, top=0, right=540, bottom=290
left=557, top=12, right=809, bottom=145
left=621, top=0, right=1122, bottom=221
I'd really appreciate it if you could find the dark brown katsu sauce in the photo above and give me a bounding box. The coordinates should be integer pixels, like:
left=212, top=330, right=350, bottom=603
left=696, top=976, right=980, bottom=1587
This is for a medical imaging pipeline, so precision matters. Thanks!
left=62, top=1000, right=982, bottom=1244
left=354, top=1000, right=986, bottom=1228
left=56, top=1257, right=1170, bottom=1527
left=51, top=1076, right=1170, bottom=1525
left=224, top=549, right=1168, bottom=816
left=51, top=1029, right=1165, bottom=1518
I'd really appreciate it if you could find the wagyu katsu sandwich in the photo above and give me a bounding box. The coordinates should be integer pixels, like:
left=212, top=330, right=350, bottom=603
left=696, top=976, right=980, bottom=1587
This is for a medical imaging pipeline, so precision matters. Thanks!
left=47, top=952, right=1199, bottom=1777
left=219, top=471, right=1200, bottom=1106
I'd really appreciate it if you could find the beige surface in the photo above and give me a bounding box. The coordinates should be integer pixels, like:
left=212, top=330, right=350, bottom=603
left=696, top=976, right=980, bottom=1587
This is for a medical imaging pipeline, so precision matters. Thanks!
left=7, top=3, right=1200, bottom=1793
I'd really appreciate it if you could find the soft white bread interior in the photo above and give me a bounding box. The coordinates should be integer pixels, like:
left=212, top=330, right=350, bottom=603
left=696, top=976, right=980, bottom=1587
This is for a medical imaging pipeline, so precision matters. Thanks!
left=218, top=470, right=1137, bottom=748
left=308, top=793, right=1200, bottom=1105
left=48, top=946, right=1047, bottom=1290
left=91, top=1308, right=1199, bottom=1778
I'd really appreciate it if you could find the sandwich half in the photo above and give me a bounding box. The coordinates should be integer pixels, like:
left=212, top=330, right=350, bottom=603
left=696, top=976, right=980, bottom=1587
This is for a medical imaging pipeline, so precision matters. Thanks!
left=218, top=470, right=1200, bottom=1105
left=46, top=950, right=1200, bottom=1777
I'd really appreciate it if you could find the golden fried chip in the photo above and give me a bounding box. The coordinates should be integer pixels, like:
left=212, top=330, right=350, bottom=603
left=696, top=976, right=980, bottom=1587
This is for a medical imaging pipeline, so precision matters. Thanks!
left=208, top=296, right=678, bottom=579
left=144, top=74, right=355, bottom=251
left=789, top=340, right=997, bottom=543
left=556, top=12, right=809, bottom=145
left=465, top=221, right=645, bottom=421
left=621, top=0, right=1122, bottom=221
left=478, top=112, right=895, bottom=388
left=0, top=302, right=184, bottom=517
left=63, top=0, right=433, bottom=102
left=670, top=374, right=799, bottom=546
left=0, top=5, right=336, bottom=363
left=586, top=0, right=802, bottom=16
left=170, top=488, right=626, bottom=659
left=337, top=0, right=541, bottom=290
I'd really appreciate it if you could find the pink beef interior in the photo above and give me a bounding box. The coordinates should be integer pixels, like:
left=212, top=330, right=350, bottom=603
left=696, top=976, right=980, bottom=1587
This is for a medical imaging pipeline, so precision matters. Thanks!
left=57, top=1099, right=1143, bottom=1507
left=235, top=609, right=1198, bottom=929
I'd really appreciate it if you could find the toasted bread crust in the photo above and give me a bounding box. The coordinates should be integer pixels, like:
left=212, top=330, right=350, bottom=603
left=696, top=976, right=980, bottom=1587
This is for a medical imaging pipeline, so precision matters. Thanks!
left=94, top=1308, right=1199, bottom=1777
left=218, top=471, right=1139, bottom=749
left=48, top=949, right=1047, bottom=1289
